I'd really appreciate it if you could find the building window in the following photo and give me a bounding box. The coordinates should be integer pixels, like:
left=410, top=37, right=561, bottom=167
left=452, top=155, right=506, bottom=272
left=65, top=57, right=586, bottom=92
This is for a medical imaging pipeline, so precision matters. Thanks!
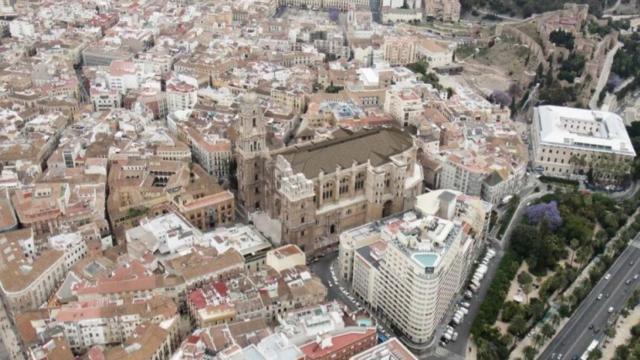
left=323, top=182, right=334, bottom=200
left=339, top=177, right=349, bottom=194
left=355, top=172, right=365, bottom=190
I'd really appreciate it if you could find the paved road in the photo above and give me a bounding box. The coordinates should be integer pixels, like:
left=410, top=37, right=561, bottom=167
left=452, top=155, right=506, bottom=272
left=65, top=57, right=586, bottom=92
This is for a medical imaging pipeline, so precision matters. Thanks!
left=539, top=239, right=640, bottom=360
left=445, top=187, right=550, bottom=357
left=444, top=246, right=505, bottom=357
left=310, top=252, right=397, bottom=338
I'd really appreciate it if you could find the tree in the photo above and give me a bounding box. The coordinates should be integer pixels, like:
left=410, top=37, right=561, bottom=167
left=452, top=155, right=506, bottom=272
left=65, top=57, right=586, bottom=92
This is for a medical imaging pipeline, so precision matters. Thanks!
left=576, top=245, right=592, bottom=265
left=569, top=238, right=580, bottom=265
left=501, top=301, right=523, bottom=322
left=588, top=348, right=603, bottom=360
left=541, top=323, right=555, bottom=339
left=614, top=345, right=630, bottom=360
left=549, top=29, right=575, bottom=50
left=523, top=345, right=538, bottom=360
left=517, top=271, right=533, bottom=286
left=508, top=314, right=528, bottom=337
left=533, top=333, right=545, bottom=348
left=557, top=53, right=586, bottom=82
left=522, top=281, right=532, bottom=303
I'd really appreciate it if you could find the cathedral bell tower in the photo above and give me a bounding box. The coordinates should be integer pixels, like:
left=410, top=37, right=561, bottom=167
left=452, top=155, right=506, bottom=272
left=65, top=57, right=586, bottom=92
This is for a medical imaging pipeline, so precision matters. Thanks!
left=235, top=92, right=268, bottom=213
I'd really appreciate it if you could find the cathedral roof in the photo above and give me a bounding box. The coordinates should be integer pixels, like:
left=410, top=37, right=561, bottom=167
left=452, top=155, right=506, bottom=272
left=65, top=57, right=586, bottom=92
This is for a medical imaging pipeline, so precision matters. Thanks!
left=276, top=127, right=413, bottom=179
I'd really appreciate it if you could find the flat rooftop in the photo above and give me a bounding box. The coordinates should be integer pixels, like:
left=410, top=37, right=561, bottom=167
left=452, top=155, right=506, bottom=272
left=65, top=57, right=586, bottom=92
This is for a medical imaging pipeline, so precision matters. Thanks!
left=536, top=106, right=636, bottom=156
left=0, top=198, right=17, bottom=231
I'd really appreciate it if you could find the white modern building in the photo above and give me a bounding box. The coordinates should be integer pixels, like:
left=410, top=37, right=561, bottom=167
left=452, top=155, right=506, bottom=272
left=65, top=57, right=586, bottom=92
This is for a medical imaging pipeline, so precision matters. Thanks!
left=339, top=209, right=476, bottom=345
left=532, top=106, right=636, bottom=182
left=125, top=212, right=202, bottom=257
left=203, top=224, right=272, bottom=271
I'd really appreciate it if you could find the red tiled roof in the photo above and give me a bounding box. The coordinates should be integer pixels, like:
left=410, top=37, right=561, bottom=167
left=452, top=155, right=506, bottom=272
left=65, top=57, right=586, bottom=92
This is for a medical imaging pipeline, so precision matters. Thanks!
left=300, top=328, right=376, bottom=359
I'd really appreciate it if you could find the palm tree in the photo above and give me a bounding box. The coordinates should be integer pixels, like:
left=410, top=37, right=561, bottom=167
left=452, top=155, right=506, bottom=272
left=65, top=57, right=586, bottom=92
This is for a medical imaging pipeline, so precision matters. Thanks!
left=541, top=323, right=555, bottom=339
left=569, top=238, right=580, bottom=265
left=524, top=345, right=538, bottom=360
left=533, top=333, right=545, bottom=348
left=576, top=245, right=592, bottom=265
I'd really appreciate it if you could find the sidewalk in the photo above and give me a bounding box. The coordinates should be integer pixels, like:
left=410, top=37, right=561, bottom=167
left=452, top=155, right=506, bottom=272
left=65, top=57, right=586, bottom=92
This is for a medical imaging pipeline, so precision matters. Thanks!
left=601, top=306, right=640, bottom=358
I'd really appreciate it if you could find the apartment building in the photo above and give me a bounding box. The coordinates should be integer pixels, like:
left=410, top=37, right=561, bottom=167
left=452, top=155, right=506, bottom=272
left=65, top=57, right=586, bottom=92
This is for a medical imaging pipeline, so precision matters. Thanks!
left=531, top=106, right=636, bottom=184
left=126, top=212, right=202, bottom=257
left=266, top=244, right=306, bottom=273
left=384, top=88, right=424, bottom=128
left=338, top=189, right=490, bottom=284
left=0, top=229, right=66, bottom=313
left=46, top=296, right=177, bottom=353
left=91, top=88, right=122, bottom=112
left=299, top=328, right=377, bottom=360
left=156, top=143, right=191, bottom=162
left=382, top=37, right=416, bottom=66
left=166, top=77, right=198, bottom=113
left=271, top=87, right=307, bottom=114
left=187, top=266, right=327, bottom=327
left=0, top=229, right=66, bottom=360
left=350, top=338, right=418, bottom=360
left=173, top=191, right=235, bottom=232
left=277, top=0, right=368, bottom=11
left=185, top=129, right=232, bottom=180
left=424, top=0, right=461, bottom=22
left=102, top=319, right=180, bottom=360
left=203, top=224, right=273, bottom=271
left=340, top=211, right=474, bottom=345
left=47, top=232, right=88, bottom=270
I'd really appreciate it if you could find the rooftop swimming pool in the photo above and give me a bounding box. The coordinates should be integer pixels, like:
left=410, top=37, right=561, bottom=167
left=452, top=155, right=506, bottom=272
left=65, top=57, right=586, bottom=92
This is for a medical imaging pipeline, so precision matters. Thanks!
left=412, top=253, right=439, bottom=268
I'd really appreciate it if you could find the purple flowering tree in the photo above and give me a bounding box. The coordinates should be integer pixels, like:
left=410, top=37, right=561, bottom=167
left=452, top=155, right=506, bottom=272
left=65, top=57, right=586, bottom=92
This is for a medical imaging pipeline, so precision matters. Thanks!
left=526, top=201, right=563, bottom=230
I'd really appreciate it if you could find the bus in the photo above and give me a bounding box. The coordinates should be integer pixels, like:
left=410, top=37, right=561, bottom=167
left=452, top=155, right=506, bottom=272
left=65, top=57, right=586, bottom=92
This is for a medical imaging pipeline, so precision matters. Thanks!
left=580, top=340, right=599, bottom=360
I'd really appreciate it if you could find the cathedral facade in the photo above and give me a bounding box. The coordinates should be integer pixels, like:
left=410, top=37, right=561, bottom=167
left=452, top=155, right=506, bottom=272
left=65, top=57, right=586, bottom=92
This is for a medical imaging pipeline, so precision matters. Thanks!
left=235, top=94, right=424, bottom=253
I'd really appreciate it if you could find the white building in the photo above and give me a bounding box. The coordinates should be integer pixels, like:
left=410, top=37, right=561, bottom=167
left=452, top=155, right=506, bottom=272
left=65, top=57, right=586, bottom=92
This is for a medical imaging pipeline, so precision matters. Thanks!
left=166, top=75, right=198, bottom=113
left=203, top=224, right=272, bottom=271
left=186, top=130, right=232, bottom=179
left=125, top=212, right=202, bottom=257
left=107, top=60, right=140, bottom=94
left=91, top=86, right=122, bottom=112
left=9, top=20, right=35, bottom=38
left=416, top=39, right=455, bottom=68
left=266, top=244, right=306, bottom=273
left=276, top=301, right=345, bottom=344
left=340, top=211, right=475, bottom=345
left=382, top=37, right=416, bottom=66
left=532, top=106, right=636, bottom=182
left=384, top=88, right=424, bottom=128
left=48, top=232, right=88, bottom=270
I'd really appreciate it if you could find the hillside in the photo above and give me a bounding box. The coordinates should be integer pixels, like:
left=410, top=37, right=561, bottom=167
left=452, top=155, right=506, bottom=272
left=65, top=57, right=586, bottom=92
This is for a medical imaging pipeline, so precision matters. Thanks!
left=461, top=0, right=608, bottom=17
